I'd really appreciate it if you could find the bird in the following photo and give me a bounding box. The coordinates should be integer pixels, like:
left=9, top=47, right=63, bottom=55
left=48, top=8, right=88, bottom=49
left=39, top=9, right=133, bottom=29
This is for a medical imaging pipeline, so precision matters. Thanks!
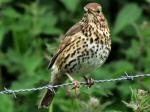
left=39, top=2, right=111, bottom=108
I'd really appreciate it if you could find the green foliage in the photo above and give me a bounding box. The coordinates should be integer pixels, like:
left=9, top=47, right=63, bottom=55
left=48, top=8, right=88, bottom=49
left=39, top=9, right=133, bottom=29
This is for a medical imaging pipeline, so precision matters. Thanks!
left=0, top=0, right=150, bottom=112
left=0, top=95, right=14, bottom=112
left=113, top=3, right=142, bottom=34
left=61, top=0, right=80, bottom=12
left=123, top=89, right=150, bottom=112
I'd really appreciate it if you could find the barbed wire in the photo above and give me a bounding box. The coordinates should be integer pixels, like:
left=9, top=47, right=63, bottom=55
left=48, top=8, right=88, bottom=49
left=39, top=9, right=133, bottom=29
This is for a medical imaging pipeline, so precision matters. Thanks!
left=0, top=73, right=150, bottom=97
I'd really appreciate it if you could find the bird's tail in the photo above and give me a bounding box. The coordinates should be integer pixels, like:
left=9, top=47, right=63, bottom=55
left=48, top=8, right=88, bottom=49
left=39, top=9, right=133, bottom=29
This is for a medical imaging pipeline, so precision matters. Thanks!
left=38, top=74, right=67, bottom=108
left=38, top=86, right=57, bottom=108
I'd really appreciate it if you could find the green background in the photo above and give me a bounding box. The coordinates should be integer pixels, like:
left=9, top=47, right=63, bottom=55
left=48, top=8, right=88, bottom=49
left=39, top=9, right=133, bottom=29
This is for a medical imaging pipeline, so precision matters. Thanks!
left=0, top=0, right=150, bottom=112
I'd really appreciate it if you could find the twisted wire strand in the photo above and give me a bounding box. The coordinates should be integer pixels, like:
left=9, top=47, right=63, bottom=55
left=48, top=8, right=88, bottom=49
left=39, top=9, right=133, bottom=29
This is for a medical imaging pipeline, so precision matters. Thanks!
left=0, top=74, right=150, bottom=96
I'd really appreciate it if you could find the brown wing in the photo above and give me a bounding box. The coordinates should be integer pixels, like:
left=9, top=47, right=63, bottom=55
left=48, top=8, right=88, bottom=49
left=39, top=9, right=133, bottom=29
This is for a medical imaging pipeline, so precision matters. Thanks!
left=48, top=23, right=82, bottom=69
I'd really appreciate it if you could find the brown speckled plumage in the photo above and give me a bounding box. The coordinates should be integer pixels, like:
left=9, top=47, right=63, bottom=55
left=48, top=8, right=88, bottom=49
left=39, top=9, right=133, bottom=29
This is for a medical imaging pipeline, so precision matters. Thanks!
left=39, top=2, right=111, bottom=108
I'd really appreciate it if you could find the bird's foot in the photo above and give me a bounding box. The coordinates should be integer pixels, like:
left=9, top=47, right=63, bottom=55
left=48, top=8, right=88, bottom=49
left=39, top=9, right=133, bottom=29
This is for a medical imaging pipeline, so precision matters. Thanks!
left=83, top=76, right=95, bottom=88
left=66, top=73, right=80, bottom=94
left=72, top=80, right=80, bottom=90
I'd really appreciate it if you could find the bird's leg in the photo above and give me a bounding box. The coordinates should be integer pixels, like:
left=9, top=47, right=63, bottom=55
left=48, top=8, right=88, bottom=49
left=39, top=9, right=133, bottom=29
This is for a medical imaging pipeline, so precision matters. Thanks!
left=83, top=76, right=95, bottom=88
left=66, top=73, right=80, bottom=93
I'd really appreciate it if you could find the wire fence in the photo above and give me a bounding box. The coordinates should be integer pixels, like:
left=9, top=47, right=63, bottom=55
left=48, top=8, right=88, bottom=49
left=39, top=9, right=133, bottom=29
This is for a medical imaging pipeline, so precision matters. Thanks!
left=0, top=73, right=150, bottom=97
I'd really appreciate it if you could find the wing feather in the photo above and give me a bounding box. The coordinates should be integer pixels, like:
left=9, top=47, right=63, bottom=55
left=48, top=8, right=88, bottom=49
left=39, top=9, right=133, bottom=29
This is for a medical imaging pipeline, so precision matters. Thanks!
left=48, top=23, right=82, bottom=69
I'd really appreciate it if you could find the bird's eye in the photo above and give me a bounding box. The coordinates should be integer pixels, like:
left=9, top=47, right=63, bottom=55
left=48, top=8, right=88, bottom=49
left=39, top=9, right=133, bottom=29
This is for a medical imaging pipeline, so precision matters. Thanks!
left=96, top=10, right=101, bottom=13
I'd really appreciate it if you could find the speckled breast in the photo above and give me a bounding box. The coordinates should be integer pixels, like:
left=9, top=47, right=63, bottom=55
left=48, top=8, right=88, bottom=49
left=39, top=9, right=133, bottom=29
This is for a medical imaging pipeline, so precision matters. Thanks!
left=61, top=27, right=111, bottom=75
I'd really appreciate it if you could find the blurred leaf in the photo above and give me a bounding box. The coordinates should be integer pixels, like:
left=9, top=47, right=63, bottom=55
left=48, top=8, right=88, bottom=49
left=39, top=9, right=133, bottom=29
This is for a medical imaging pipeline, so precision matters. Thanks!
left=139, top=21, right=150, bottom=39
left=0, top=96, right=14, bottom=112
left=117, top=82, right=131, bottom=98
left=113, top=3, right=142, bottom=34
left=140, top=78, right=150, bottom=90
left=0, top=26, right=6, bottom=46
left=61, top=0, right=80, bottom=12
left=123, top=25, right=136, bottom=36
left=0, top=0, right=11, bottom=4
left=108, top=60, right=134, bottom=76
left=142, top=48, right=150, bottom=73
left=2, top=8, right=21, bottom=18
left=112, top=35, right=123, bottom=43
left=125, top=40, right=141, bottom=60
left=146, top=0, right=150, bottom=3
left=39, top=13, right=62, bottom=35
left=10, top=14, right=32, bottom=32
left=22, top=52, right=43, bottom=75
left=105, top=110, right=122, bottom=112
left=11, top=73, right=44, bottom=90
left=0, top=50, right=22, bottom=70
left=92, top=67, right=111, bottom=79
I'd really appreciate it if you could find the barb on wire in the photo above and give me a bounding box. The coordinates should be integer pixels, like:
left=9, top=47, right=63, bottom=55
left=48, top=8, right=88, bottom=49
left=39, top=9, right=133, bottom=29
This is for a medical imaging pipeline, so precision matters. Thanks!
left=124, top=72, right=134, bottom=80
left=0, top=73, right=150, bottom=96
left=4, top=87, right=17, bottom=98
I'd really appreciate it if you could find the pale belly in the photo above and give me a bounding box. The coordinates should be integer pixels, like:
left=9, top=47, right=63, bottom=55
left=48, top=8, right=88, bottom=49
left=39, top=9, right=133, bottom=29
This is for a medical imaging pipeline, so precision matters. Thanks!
left=66, top=43, right=110, bottom=75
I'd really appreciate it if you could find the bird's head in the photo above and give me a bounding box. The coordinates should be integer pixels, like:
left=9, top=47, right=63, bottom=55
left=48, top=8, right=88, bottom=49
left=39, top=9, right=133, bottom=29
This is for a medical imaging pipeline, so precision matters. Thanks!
left=83, top=3, right=104, bottom=22
left=84, top=3, right=102, bottom=14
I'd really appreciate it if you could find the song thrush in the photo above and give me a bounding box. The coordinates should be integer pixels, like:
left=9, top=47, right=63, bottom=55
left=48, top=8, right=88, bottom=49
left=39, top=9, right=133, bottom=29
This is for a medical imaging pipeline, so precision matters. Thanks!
left=39, top=2, right=111, bottom=108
